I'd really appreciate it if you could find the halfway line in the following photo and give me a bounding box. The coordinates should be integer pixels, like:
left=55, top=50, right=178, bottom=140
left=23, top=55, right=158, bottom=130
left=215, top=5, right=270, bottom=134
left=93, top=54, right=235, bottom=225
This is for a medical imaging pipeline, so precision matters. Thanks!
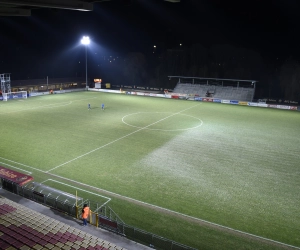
left=46, top=104, right=199, bottom=173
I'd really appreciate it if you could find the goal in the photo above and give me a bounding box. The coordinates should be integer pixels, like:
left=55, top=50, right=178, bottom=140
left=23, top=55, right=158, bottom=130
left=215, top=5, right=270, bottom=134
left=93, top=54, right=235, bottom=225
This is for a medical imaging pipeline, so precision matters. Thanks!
left=2, top=91, right=27, bottom=101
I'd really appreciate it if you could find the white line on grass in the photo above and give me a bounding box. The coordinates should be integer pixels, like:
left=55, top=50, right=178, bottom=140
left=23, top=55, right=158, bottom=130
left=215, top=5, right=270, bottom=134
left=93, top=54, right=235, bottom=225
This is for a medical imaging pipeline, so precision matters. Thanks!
left=72, top=96, right=97, bottom=102
left=1, top=157, right=299, bottom=249
left=46, top=104, right=200, bottom=173
left=0, top=101, right=72, bottom=114
left=122, top=112, right=203, bottom=131
left=0, top=96, right=97, bottom=115
left=43, top=172, right=300, bottom=250
left=0, top=157, right=39, bottom=172
left=0, top=161, right=32, bottom=174
left=42, top=179, right=111, bottom=202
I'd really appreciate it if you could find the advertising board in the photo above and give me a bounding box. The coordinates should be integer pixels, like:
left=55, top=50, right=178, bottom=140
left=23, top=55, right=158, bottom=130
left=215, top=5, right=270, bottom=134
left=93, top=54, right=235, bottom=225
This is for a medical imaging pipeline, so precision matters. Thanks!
left=277, top=105, right=290, bottom=110
left=248, top=102, right=258, bottom=106
left=0, top=166, right=33, bottom=186
left=221, top=100, right=230, bottom=104
left=29, top=92, right=49, bottom=97
left=268, top=104, right=278, bottom=108
left=257, top=103, right=268, bottom=107
left=202, top=98, right=213, bottom=102
left=194, top=97, right=202, bottom=101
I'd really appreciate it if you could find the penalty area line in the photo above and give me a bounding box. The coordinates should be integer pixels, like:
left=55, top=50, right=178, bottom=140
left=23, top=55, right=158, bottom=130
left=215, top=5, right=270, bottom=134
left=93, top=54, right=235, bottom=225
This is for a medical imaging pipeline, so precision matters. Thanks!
left=0, top=157, right=298, bottom=249
left=47, top=171, right=300, bottom=250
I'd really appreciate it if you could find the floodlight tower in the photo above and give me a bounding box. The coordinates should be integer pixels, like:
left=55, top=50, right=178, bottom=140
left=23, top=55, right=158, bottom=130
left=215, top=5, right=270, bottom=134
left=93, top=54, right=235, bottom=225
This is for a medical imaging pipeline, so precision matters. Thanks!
left=0, top=73, right=11, bottom=94
left=81, top=36, right=90, bottom=89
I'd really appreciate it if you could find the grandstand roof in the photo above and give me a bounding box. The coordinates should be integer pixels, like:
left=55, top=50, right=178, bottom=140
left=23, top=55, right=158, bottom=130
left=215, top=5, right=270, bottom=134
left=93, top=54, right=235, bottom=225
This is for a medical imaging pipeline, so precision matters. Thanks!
left=0, top=0, right=180, bottom=16
left=0, top=0, right=95, bottom=16
left=168, top=76, right=258, bottom=83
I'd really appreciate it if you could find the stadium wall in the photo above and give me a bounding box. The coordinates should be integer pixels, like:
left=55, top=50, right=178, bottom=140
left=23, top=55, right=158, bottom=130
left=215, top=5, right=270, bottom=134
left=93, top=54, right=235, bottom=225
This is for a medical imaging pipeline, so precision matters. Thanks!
left=29, top=88, right=86, bottom=97
left=2, top=87, right=297, bottom=111
left=89, top=88, right=299, bottom=111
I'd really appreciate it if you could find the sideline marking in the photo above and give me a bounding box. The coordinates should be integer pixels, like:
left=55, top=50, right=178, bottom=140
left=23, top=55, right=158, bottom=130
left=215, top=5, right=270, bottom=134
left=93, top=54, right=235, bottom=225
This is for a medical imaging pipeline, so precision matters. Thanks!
left=122, top=112, right=203, bottom=131
left=1, top=157, right=299, bottom=249
left=0, top=161, right=32, bottom=174
left=42, top=179, right=111, bottom=205
left=46, top=104, right=200, bottom=172
left=0, top=157, right=40, bottom=172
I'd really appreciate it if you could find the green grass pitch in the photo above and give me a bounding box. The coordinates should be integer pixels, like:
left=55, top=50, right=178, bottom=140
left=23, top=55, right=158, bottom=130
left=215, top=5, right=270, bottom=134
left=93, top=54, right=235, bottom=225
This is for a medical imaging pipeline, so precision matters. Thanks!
left=0, top=91, right=299, bottom=250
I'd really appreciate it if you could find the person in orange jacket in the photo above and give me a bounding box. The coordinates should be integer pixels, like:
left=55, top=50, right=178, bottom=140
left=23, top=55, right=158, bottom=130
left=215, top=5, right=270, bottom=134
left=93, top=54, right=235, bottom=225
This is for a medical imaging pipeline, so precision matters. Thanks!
left=81, top=204, right=90, bottom=226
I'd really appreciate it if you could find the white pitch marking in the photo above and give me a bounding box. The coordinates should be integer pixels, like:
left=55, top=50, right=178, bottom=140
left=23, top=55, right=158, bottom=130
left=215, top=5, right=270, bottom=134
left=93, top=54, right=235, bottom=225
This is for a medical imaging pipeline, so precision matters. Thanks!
left=0, top=161, right=32, bottom=174
left=0, top=96, right=97, bottom=115
left=46, top=172, right=300, bottom=250
left=122, top=112, right=203, bottom=131
left=0, top=101, right=72, bottom=115
left=0, top=157, right=40, bottom=172
left=46, top=104, right=200, bottom=173
left=0, top=157, right=299, bottom=249
left=42, top=179, right=111, bottom=201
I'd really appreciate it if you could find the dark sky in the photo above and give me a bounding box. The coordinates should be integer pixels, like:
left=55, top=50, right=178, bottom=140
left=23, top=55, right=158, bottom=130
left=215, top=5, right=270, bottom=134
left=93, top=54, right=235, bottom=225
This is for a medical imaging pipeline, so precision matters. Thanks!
left=1, top=0, right=300, bottom=79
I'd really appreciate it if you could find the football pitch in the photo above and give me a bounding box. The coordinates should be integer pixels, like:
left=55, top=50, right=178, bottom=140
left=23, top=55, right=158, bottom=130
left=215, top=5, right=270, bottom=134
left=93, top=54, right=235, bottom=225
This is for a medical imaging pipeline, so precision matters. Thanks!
left=0, top=91, right=299, bottom=250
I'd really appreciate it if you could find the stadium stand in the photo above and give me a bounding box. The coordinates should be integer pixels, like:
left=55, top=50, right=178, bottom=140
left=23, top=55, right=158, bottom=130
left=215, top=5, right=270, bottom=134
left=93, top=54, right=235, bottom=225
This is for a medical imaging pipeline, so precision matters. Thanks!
left=173, top=83, right=254, bottom=101
left=0, top=189, right=151, bottom=250
left=0, top=196, right=126, bottom=250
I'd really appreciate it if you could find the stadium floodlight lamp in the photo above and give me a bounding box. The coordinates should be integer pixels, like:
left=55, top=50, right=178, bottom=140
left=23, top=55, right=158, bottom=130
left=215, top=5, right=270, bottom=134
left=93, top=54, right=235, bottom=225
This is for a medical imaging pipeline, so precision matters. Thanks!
left=81, top=36, right=90, bottom=45
left=81, top=36, right=90, bottom=89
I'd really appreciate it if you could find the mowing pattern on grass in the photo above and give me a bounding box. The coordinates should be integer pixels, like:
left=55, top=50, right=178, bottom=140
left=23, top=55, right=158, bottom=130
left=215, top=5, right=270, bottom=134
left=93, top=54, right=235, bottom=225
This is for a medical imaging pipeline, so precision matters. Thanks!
left=0, top=92, right=299, bottom=250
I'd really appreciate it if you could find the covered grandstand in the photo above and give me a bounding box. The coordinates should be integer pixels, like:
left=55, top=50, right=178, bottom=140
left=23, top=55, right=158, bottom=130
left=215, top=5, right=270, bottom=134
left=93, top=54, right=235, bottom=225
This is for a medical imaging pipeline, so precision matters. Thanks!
left=170, top=76, right=257, bottom=102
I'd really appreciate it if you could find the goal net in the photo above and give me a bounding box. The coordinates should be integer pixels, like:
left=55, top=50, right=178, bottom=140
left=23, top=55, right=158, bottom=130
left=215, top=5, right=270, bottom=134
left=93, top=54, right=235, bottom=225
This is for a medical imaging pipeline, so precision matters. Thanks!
left=2, top=91, right=27, bottom=101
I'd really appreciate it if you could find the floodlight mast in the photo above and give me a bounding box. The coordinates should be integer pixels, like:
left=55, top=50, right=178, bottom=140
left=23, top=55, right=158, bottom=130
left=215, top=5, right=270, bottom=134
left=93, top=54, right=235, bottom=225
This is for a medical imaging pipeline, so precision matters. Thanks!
left=81, top=36, right=90, bottom=89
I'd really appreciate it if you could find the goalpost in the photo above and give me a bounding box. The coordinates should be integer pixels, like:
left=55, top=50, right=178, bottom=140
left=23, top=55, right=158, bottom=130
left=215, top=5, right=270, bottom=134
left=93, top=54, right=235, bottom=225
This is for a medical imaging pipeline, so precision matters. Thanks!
left=2, top=91, right=27, bottom=101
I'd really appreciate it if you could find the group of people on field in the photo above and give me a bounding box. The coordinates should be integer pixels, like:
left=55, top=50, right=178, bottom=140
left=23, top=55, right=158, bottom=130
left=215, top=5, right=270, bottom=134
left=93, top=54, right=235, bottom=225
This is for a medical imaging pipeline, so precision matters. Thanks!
left=88, top=103, right=104, bottom=110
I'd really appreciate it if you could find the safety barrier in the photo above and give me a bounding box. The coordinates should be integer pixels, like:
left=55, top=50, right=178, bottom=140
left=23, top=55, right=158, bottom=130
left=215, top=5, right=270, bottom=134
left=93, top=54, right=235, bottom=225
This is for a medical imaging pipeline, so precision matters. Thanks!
left=0, top=177, right=196, bottom=250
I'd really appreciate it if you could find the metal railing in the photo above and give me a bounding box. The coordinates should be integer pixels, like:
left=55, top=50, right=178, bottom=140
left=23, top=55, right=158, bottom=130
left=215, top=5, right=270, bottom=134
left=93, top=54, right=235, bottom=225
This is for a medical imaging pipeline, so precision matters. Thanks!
left=1, top=178, right=196, bottom=250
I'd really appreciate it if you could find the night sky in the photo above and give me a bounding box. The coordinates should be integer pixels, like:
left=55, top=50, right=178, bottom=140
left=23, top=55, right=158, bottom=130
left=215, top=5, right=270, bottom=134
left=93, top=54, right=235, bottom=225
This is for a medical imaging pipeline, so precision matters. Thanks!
left=1, top=0, right=300, bottom=80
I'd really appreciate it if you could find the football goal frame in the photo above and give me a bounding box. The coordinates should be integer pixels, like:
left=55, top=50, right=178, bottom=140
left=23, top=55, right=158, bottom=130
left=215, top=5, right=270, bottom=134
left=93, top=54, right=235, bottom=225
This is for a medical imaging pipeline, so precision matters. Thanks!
left=2, top=91, right=27, bottom=101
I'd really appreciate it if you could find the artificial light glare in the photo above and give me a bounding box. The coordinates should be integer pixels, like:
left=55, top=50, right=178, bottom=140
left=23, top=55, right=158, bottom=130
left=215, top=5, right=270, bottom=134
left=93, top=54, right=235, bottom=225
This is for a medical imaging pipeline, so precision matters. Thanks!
left=81, top=36, right=90, bottom=45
